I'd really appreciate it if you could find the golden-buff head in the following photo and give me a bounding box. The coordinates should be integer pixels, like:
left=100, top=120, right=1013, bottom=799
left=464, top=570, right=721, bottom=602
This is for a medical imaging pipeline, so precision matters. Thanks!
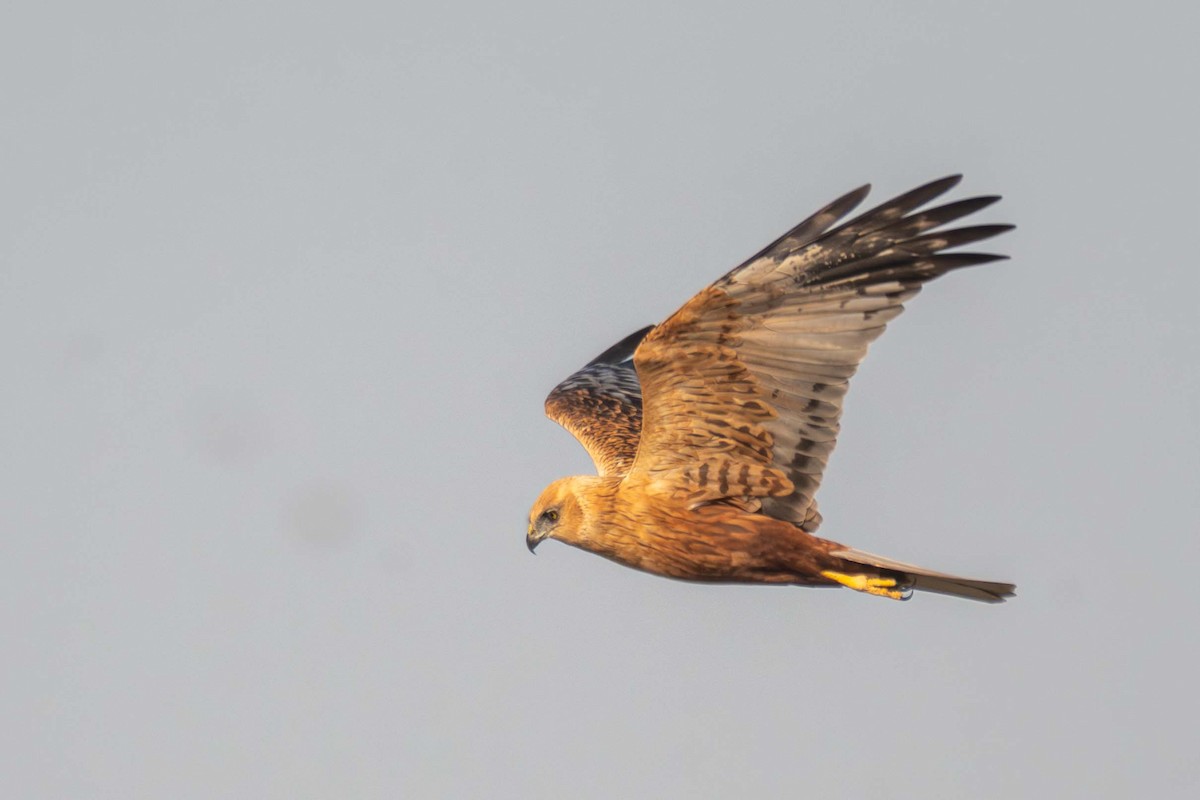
left=526, top=476, right=597, bottom=553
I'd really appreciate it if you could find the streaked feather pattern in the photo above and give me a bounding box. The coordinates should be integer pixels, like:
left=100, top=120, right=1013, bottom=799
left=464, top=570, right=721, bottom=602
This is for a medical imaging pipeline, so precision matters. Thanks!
left=534, top=176, right=1015, bottom=602
left=629, top=175, right=1012, bottom=532
left=545, top=326, right=652, bottom=476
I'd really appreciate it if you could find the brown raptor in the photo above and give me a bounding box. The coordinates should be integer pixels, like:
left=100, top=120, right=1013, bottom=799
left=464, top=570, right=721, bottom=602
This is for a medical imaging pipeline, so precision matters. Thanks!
left=528, top=176, right=1015, bottom=603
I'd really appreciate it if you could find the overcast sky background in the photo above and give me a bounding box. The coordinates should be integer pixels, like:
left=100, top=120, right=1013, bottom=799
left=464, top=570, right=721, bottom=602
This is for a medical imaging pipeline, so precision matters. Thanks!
left=3, top=2, right=1198, bottom=798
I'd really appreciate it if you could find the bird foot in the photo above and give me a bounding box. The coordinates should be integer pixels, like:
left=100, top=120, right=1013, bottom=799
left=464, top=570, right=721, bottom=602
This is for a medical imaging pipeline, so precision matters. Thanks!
left=820, top=570, right=912, bottom=601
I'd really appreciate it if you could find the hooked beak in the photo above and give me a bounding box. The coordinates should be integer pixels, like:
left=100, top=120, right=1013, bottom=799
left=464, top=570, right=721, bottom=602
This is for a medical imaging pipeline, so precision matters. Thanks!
left=526, top=525, right=540, bottom=554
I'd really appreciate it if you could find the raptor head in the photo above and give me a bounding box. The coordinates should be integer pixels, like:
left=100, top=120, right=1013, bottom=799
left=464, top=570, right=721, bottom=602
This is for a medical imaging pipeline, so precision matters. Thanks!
left=526, top=477, right=590, bottom=553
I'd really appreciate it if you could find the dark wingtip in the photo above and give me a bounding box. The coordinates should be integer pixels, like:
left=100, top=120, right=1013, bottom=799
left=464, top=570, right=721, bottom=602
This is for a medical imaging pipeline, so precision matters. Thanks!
left=881, top=174, right=964, bottom=212
left=960, top=194, right=1003, bottom=212
left=587, top=325, right=655, bottom=365
left=928, top=174, right=964, bottom=192
left=837, top=184, right=873, bottom=216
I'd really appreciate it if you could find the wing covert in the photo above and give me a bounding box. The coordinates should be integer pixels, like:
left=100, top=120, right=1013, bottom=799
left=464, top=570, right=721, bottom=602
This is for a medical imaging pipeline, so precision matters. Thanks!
left=545, top=326, right=654, bottom=476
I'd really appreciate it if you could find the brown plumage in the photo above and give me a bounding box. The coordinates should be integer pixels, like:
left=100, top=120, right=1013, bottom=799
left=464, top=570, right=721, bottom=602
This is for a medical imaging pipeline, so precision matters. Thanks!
left=528, top=176, right=1016, bottom=603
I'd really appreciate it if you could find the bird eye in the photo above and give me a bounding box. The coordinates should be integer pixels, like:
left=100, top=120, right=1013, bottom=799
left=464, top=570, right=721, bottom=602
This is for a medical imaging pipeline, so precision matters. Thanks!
left=541, top=509, right=559, bottom=523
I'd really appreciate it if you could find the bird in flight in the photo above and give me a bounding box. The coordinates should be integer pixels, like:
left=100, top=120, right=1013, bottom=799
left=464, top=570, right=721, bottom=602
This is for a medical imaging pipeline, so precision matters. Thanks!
left=527, top=176, right=1015, bottom=602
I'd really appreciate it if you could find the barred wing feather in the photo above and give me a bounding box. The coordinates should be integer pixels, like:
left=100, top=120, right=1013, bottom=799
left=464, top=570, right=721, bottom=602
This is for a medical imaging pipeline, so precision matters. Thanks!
left=628, top=176, right=1012, bottom=532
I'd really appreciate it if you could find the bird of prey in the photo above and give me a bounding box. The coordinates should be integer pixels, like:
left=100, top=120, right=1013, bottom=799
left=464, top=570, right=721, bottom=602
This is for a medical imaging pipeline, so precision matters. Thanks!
left=527, top=176, right=1015, bottom=602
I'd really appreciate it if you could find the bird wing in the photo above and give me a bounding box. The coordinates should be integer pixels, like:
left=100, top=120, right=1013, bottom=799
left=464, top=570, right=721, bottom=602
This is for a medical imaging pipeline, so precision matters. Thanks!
left=626, top=176, right=1012, bottom=531
left=545, top=326, right=654, bottom=476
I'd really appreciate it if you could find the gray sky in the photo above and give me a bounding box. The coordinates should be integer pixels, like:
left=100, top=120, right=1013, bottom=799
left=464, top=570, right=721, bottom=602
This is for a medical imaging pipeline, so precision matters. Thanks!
left=3, top=1, right=1198, bottom=797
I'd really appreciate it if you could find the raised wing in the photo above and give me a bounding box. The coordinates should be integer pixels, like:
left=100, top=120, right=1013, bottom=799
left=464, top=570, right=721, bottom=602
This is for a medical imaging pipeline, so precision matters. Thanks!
left=545, top=326, right=654, bottom=476
left=628, top=176, right=1012, bottom=531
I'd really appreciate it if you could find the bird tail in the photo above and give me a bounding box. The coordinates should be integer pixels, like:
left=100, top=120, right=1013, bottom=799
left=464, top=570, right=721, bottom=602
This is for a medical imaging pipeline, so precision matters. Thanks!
left=830, top=547, right=1015, bottom=603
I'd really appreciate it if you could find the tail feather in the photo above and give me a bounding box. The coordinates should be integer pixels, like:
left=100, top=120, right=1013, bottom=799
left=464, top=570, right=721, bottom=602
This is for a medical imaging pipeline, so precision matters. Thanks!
left=831, top=547, right=1015, bottom=603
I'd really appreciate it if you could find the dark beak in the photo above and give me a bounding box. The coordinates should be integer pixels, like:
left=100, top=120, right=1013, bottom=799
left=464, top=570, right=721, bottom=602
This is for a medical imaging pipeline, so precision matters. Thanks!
left=526, top=526, right=540, bottom=554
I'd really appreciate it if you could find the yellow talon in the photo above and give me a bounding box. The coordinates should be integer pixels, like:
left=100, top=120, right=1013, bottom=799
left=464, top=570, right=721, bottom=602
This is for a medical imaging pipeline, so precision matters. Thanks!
left=821, top=570, right=908, bottom=600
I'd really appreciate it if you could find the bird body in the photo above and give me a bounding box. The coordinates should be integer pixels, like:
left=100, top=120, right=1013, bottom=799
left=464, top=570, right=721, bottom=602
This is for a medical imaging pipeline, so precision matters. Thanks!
left=528, top=176, right=1016, bottom=603
left=533, top=474, right=838, bottom=584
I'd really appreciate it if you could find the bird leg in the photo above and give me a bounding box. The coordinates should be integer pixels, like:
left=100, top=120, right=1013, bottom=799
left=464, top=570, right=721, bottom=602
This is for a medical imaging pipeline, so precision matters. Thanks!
left=820, top=570, right=911, bottom=601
